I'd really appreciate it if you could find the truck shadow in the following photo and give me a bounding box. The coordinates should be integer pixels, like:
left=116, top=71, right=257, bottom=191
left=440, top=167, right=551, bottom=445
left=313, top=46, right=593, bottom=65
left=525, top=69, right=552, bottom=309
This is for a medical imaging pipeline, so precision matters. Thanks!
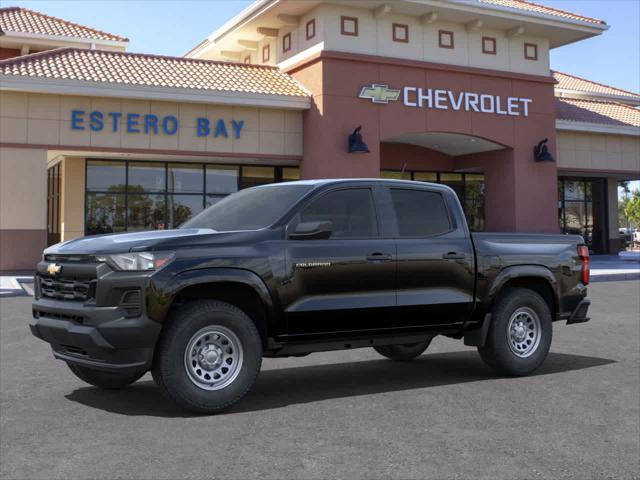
left=65, top=351, right=615, bottom=417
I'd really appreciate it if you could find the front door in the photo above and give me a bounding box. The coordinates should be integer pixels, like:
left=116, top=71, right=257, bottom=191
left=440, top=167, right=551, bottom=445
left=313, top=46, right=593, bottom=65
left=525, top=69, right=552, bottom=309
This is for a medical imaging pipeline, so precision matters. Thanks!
left=281, top=187, right=396, bottom=336
left=386, top=186, right=475, bottom=328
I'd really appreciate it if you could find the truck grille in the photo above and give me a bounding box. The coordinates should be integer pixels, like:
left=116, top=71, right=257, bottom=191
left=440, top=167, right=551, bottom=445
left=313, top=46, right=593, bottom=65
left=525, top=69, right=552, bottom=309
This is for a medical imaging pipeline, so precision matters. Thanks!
left=39, top=276, right=95, bottom=301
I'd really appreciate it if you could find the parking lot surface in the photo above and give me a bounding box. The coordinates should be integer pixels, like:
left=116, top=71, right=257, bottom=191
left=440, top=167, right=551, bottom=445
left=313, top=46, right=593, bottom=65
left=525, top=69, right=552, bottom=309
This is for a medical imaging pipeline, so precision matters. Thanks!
left=1, top=281, right=639, bottom=480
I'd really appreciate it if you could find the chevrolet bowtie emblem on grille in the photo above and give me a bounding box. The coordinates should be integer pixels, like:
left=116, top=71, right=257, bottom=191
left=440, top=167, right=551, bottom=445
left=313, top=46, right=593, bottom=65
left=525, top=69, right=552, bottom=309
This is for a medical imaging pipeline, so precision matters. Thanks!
left=359, top=84, right=401, bottom=104
left=47, top=263, right=62, bottom=275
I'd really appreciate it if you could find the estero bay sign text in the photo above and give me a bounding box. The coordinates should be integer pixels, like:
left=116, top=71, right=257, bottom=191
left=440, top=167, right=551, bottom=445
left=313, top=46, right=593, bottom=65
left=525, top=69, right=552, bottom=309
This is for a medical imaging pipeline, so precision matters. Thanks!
left=70, top=110, right=245, bottom=138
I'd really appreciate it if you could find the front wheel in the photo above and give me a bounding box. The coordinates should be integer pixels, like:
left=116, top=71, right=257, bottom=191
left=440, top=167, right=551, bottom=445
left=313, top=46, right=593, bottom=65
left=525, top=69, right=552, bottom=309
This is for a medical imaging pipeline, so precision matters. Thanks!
left=152, top=300, right=262, bottom=414
left=67, top=363, right=145, bottom=389
left=373, top=338, right=433, bottom=361
left=478, top=288, right=552, bottom=376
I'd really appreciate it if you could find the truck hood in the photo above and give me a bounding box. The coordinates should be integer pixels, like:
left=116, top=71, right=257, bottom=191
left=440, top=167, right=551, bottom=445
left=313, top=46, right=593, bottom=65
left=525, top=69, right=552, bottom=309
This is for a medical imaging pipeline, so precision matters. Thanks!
left=44, top=228, right=251, bottom=255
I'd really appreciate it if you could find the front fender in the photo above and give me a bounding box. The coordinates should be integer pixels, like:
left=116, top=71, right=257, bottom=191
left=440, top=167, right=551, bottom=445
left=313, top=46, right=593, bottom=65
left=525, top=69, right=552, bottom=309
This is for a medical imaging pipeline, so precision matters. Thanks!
left=148, top=268, right=275, bottom=322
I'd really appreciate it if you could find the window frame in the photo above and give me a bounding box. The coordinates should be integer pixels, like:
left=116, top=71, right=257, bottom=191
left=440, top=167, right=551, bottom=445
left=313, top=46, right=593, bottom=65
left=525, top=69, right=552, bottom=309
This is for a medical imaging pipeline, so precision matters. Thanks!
left=287, top=186, right=381, bottom=240
left=340, top=16, right=359, bottom=37
left=438, top=30, right=454, bottom=49
left=392, top=23, right=409, bottom=43
left=306, top=18, right=316, bottom=40
left=482, top=36, right=497, bottom=55
left=262, top=44, right=270, bottom=63
left=386, top=186, right=455, bottom=239
left=524, top=42, right=538, bottom=61
left=282, top=33, right=292, bottom=53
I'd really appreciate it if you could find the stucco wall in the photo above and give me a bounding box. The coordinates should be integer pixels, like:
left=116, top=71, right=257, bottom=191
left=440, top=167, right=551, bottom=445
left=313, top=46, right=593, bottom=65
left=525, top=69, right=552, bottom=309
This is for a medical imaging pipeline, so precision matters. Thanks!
left=61, top=157, right=85, bottom=242
left=557, top=131, right=640, bottom=173
left=270, top=4, right=550, bottom=76
left=0, top=91, right=303, bottom=157
left=0, top=147, right=47, bottom=270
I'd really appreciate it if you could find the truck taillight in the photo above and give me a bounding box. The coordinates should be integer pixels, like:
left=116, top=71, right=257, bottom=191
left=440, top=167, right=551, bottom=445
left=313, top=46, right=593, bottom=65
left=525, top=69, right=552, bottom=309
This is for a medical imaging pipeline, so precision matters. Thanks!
left=577, top=245, right=590, bottom=285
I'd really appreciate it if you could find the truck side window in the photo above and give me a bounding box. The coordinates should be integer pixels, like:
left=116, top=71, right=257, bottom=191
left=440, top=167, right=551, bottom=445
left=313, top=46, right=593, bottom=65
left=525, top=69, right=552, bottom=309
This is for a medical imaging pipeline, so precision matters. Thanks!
left=299, top=188, right=378, bottom=239
left=390, top=188, right=451, bottom=237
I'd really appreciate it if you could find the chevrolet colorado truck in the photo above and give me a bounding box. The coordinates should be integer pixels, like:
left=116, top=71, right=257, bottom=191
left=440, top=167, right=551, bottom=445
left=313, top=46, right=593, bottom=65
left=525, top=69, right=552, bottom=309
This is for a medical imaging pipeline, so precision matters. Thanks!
left=31, top=179, right=591, bottom=413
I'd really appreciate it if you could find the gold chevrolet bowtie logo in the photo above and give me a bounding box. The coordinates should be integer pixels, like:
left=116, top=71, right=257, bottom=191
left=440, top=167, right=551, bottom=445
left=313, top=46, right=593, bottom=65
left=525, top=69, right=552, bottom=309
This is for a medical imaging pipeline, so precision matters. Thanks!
left=359, top=84, right=401, bottom=104
left=47, top=263, right=62, bottom=275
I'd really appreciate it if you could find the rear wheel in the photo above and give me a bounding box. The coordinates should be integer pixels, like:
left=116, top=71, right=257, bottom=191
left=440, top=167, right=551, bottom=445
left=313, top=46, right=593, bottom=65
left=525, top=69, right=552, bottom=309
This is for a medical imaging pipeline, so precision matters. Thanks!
left=67, top=364, right=145, bottom=389
left=373, top=339, right=432, bottom=362
left=478, top=288, right=552, bottom=376
left=152, top=300, right=262, bottom=414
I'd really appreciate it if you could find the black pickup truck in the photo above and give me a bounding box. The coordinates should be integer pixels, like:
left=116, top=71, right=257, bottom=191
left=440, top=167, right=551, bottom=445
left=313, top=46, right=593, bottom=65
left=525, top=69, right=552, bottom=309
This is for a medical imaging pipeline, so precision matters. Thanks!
left=31, top=179, right=591, bottom=413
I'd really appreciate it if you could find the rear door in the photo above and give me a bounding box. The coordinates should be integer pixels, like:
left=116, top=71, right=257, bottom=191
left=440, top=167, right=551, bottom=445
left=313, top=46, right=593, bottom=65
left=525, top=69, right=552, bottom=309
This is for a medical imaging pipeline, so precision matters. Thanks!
left=386, top=186, right=475, bottom=328
left=281, top=186, right=397, bottom=336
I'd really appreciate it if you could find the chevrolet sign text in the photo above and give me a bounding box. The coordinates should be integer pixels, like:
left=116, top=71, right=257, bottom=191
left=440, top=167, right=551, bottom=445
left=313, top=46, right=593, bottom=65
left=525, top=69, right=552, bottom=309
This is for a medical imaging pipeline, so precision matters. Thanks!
left=359, top=84, right=533, bottom=117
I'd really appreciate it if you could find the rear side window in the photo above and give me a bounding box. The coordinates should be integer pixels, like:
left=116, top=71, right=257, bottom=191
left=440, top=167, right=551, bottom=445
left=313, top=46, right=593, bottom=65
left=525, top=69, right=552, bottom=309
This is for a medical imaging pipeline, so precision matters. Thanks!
left=390, top=188, right=451, bottom=237
left=299, top=188, right=378, bottom=239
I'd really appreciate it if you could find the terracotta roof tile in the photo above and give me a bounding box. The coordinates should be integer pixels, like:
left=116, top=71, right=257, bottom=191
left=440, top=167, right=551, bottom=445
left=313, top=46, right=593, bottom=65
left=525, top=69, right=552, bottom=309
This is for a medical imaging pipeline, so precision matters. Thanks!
left=556, top=97, right=640, bottom=128
left=0, top=48, right=310, bottom=98
left=478, top=0, right=605, bottom=25
left=0, top=6, right=128, bottom=42
left=553, top=71, right=640, bottom=101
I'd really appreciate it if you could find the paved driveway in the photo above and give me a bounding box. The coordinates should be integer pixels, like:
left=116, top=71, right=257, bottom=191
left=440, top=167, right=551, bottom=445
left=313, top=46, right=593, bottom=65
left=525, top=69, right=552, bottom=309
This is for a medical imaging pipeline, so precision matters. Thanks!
left=1, top=281, right=638, bottom=480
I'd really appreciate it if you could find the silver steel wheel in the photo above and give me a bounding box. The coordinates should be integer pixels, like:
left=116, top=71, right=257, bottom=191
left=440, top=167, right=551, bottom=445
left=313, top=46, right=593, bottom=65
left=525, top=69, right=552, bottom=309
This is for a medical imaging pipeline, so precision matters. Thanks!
left=507, top=307, right=541, bottom=358
left=183, top=326, right=243, bottom=391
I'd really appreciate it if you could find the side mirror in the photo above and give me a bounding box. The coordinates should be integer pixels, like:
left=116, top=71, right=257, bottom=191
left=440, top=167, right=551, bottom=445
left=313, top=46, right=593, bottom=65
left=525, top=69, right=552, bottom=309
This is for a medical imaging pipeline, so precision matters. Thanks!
left=289, top=221, right=333, bottom=240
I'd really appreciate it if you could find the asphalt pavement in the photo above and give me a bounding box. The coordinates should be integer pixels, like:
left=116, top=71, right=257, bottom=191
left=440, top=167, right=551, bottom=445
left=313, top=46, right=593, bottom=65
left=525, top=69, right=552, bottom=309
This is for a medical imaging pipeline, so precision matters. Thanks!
left=1, top=281, right=639, bottom=480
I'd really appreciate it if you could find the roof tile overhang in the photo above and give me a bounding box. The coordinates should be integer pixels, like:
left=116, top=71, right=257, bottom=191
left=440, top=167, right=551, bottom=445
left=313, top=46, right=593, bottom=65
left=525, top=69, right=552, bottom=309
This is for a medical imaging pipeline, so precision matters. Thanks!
left=0, top=48, right=311, bottom=110
left=0, top=6, right=128, bottom=43
left=187, top=0, right=608, bottom=58
left=554, top=70, right=640, bottom=106
left=555, top=97, right=640, bottom=136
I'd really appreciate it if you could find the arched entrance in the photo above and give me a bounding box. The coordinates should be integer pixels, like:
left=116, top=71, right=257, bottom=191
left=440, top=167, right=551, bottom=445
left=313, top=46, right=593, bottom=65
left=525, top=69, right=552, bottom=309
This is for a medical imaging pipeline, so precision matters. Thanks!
left=380, top=132, right=514, bottom=232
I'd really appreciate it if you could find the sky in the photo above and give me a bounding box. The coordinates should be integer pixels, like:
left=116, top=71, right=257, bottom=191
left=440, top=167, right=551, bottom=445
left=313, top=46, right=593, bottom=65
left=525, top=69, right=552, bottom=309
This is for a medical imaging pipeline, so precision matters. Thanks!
left=8, top=0, right=640, bottom=93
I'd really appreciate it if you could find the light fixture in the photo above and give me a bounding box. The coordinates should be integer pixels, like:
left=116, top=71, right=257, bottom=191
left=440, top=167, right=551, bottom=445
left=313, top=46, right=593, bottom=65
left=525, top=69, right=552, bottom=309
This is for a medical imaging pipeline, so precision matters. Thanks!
left=348, top=126, right=370, bottom=154
left=534, top=138, right=554, bottom=162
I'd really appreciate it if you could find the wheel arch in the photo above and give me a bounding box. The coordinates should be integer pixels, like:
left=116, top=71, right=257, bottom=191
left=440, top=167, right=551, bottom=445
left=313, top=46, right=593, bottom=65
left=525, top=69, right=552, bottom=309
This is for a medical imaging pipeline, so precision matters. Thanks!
left=465, top=266, right=559, bottom=347
left=488, top=265, right=559, bottom=318
left=163, top=268, right=276, bottom=347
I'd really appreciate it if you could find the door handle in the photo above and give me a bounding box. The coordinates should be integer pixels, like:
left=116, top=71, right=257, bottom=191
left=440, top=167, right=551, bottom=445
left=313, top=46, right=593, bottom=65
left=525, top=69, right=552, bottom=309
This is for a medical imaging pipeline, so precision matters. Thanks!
left=443, top=252, right=466, bottom=260
left=366, top=252, right=392, bottom=262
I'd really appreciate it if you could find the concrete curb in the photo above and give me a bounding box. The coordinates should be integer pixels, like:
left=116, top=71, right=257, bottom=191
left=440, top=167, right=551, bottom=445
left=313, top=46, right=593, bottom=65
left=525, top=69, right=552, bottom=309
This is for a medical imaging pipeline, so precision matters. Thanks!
left=591, top=273, right=640, bottom=282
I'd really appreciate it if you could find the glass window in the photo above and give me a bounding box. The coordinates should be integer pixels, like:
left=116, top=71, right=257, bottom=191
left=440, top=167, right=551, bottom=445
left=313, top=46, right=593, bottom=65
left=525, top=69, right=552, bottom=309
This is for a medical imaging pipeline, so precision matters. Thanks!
left=127, top=194, right=166, bottom=231
left=206, top=166, right=239, bottom=194
left=86, top=193, right=126, bottom=235
left=465, top=174, right=485, bottom=232
left=413, top=172, right=438, bottom=182
left=167, top=195, right=204, bottom=229
left=440, top=173, right=464, bottom=199
left=241, top=166, right=275, bottom=189
left=168, top=164, right=203, bottom=193
left=299, top=188, right=378, bottom=239
left=283, top=168, right=300, bottom=181
left=564, top=180, right=585, bottom=201
left=390, top=189, right=451, bottom=237
left=86, top=160, right=126, bottom=192
left=183, top=184, right=313, bottom=232
left=128, top=162, right=165, bottom=192
left=381, top=170, right=411, bottom=180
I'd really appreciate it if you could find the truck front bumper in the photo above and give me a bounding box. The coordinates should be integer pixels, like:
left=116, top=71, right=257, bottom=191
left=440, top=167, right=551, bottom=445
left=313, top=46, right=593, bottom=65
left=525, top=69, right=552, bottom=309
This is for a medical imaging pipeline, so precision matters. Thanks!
left=31, top=298, right=162, bottom=373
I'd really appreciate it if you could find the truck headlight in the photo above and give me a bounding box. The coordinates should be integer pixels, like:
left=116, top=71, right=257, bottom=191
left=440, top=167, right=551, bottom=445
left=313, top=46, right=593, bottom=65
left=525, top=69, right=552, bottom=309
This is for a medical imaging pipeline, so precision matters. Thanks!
left=97, top=251, right=175, bottom=272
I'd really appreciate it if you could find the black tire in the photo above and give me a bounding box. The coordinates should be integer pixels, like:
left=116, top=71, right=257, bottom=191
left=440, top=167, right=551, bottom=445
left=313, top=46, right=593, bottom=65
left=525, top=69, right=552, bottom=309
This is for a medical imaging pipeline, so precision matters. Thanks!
left=478, top=288, right=552, bottom=376
left=67, top=363, right=145, bottom=389
left=151, top=300, right=262, bottom=414
left=373, top=338, right=433, bottom=362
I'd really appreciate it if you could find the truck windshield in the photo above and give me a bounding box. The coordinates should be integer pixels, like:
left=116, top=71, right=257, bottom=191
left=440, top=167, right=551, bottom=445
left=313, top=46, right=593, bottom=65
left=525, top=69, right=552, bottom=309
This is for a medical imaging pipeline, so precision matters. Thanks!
left=181, top=184, right=313, bottom=231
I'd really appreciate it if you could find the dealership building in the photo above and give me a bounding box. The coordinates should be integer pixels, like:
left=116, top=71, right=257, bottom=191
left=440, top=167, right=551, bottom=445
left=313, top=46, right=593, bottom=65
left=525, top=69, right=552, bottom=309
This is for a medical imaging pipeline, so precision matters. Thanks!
left=1, top=1, right=639, bottom=271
